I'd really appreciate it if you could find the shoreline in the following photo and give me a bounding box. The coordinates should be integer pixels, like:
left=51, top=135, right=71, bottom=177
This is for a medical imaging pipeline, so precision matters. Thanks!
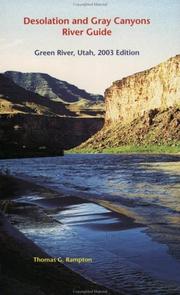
left=0, top=174, right=127, bottom=295
left=1, top=170, right=180, bottom=294
left=67, top=145, right=180, bottom=155
left=0, top=172, right=142, bottom=225
left=0, top=211, right=120, bottom=295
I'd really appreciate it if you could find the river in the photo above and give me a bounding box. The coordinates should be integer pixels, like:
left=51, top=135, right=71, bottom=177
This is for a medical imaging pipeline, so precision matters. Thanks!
left=0, top=154, right=180, bottom=294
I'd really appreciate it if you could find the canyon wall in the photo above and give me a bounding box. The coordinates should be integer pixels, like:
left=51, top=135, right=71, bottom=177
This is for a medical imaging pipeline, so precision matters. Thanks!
left=0, top=114, right=103, bottom=158
left=0, top=73, right=104, bottom=158
left=78, top=56, right=180, bottom=149
left=105, top=55, right=180, bottom=125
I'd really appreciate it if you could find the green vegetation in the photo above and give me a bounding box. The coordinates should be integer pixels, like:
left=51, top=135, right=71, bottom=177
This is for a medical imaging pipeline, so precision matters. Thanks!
left=66, top=144, right=180, bottom=154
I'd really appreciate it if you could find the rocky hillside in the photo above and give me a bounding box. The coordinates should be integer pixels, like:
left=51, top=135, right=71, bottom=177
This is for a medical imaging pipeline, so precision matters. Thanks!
left=0, top=74, right=72, bottom=116
left=4, top=71, right=104, bottom=118
left=78, top=55, right=180, bottom=149
left=79, top=107, right=180, bottom=149
left=0, top=74, right=104, bottom=158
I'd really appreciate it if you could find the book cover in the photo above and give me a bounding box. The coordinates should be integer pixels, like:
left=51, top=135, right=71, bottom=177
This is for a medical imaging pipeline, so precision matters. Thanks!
left=0, top=1, right=180, bottom=295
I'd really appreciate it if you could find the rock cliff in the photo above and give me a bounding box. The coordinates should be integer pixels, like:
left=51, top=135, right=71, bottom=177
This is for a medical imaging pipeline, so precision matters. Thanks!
left=105, top=55, right=180, bottom=124
left=0, top=114, right=103, bottom=158
left=78, top=56, right=180, bottom=149
left=0, top=74, right=104, bottom=158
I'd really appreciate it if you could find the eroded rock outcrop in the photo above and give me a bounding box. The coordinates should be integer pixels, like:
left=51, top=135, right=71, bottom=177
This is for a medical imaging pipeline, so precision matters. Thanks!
left=0, top=74, right=104, bottom=158
left=105, top=55, right=180, bottom=124
left=0, top=114, right=103, bottom=158
left=78, top=56, right=180, bottom=149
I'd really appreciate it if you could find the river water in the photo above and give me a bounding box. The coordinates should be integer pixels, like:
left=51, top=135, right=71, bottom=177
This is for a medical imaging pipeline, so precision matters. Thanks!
left=0, top=154, right=180, bottom=294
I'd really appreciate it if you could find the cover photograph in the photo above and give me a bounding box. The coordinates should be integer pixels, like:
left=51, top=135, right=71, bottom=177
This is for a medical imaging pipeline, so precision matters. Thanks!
left=0, top=0, right=180, bottom=294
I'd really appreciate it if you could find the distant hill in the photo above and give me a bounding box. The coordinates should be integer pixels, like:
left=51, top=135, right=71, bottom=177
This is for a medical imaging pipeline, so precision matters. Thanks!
left=4, top=71, right=104, bottom=118
left=0, top=74, right=104, bottom=158
left=0, top=74, right=72, bottom=116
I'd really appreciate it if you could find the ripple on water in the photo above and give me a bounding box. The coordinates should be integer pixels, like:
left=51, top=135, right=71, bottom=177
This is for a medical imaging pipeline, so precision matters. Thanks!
left=1, top=154, right=180, bottom=294
left=17, top=201, right=180, bottom=295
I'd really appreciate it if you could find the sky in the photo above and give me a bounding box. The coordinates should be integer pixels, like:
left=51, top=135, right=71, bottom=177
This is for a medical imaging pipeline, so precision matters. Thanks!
left=0, top=0, right=180, bottom=94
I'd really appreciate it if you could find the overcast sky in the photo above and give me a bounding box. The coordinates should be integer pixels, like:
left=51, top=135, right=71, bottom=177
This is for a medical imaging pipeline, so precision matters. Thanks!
left=0, top=0, right=179, bottom=94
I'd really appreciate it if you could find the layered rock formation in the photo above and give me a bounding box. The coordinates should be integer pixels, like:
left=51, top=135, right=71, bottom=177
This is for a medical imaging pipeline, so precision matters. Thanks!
left=0, top=74, right=72, bottom=116
left=105, top=55, right=180, bottom=125
left=0, top=73, right=104, bottom=158
left=4, top=71, right=104, bottom=118
left=0, top=114, right=103, bottom=158
left=79, top=55, right=180, bottom=149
